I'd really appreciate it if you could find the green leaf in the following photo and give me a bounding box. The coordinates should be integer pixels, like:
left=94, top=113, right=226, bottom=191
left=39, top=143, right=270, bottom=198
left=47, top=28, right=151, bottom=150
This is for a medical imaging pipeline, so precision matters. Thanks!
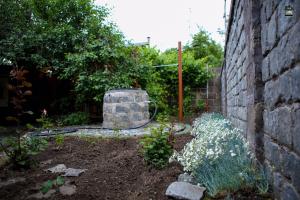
left=41, top=180, right=53, bottom=194
left=55, top=176, right=64, bottom=186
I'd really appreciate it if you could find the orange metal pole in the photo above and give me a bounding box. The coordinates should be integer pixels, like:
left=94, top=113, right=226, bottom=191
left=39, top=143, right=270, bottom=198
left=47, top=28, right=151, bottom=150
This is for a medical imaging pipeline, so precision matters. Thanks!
left=178, top=41, right=183, bottom=122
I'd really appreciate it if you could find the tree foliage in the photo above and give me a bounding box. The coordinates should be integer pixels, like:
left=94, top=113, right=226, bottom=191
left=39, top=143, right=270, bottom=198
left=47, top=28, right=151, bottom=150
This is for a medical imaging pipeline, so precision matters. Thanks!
left=0, top=0, right=148, bottom=106
left=137, top=29, right=223, bottom=115
left=0, top=0, right=223, bottom=116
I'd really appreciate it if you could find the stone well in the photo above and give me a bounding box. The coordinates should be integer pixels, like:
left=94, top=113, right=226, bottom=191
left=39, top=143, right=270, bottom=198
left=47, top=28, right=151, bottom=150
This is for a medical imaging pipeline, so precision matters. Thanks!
left=102, top=89, right=150, bottom=129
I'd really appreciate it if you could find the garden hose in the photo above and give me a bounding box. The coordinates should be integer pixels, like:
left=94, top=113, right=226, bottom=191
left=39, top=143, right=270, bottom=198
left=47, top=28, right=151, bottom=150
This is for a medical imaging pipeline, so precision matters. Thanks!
left=29, top=99, right=187, bottom=137
left=30, top=99, right=159, bottom=136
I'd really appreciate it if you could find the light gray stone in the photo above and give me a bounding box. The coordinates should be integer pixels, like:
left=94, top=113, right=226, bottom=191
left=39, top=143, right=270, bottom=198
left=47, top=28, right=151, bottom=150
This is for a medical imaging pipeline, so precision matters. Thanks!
left=59, top=185, right=76, bottom=196
left=280, top=182, right=300, bottom=200
left=47, top=164, right=67, bottom=173
left=280, top=149, right=300, bottom=191
left=290, top=65, right=300, bottom=100
left=262, top=57, right=270, bottom=81
left=277, top=106, right=292, bottom=147
left=264, top=135, right=280, bottom=170
left=116, top=105, right=129, bottom=113
left=165, top=182, right=205, bottom=200
left=267, top=10, right=277, bottom=51
left=63, top=168, right=86, bottom=177
left=103, top=90, right=150, bottom=129
left=293, top=106, right=300, bottom=154
left=273, top=172, right=283, bottom=198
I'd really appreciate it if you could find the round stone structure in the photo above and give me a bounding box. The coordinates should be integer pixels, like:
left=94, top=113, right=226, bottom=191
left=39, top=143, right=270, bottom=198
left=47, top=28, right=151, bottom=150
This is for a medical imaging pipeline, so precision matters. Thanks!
left=102, top=89, right=150, bottom=129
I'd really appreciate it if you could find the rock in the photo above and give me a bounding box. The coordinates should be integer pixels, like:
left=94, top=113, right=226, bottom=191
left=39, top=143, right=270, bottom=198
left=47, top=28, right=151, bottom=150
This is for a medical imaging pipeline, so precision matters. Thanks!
left=165, top=182, right=206, bottom=200
left=59, top=185, right=76, bottom=196
left=63, top=168, right=86, bottom=177
left=0, top=177, right=26, bottom=188
left=27, top=189, right=56, bottom=199
left=47, top=164, right=67, bottom=173
left=178, top=173, right=196, bottom=184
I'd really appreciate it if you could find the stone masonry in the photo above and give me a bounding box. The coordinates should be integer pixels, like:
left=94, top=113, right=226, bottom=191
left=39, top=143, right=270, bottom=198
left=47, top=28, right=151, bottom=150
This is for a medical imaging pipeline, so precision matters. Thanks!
left=102, top=89, right=150, bottom=129
left=221, top=0, right=300, bottom=199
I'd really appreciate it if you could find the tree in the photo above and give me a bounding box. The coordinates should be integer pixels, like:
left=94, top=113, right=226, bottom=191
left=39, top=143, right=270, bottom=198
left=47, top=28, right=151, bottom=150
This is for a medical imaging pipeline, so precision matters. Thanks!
left=0, top=0, right=149, bottom=108
left=189, top=28, right=223, bottom=67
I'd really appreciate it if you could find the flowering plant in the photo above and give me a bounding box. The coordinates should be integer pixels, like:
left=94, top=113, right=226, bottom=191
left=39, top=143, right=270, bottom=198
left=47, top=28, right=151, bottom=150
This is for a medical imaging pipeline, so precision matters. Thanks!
left=170, top=113, right=268, bottom=197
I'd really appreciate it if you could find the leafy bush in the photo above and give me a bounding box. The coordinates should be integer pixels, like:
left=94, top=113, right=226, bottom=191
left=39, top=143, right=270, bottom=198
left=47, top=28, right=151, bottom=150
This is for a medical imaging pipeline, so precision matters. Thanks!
left=0, top=136, right=48, bottom=168
left=61, top=112, right=89, bottom=126
left=140, top=117, right=174, bottom=169
left=55, top=134, right=65, bottom=146
left=171, top=113, right=268, bottom=197
left=36, top=110, right=54, bottom=129
left=197, top=99, right=205, bottom=111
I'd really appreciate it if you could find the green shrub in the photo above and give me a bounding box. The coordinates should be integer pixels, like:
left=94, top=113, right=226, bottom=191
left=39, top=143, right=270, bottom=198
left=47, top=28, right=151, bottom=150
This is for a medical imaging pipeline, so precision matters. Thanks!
left=140, top=119, right=174, bottom=169
left=171, top=113, right=268, bottom=197
left=36, top=117, right=54, bottom=129
left=62, top=112, right=89, bottom=126
left=36, top=109, right=54, bottom=129
left=55, top=134, right=65, bottom=146
left=0, top=136, right=48, bottom=168
left=197, top=99, right=205, bottom=111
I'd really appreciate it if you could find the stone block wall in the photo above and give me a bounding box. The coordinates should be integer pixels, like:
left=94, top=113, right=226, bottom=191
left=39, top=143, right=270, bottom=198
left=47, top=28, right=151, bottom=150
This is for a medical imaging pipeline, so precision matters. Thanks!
left=221, top=0, right=300, bottom=199
left=102, top=89, right=150, bottom=129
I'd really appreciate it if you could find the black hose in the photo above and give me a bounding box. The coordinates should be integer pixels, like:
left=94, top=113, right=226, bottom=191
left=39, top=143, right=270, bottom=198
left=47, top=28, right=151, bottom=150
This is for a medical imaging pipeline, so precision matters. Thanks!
left=29, top=99, right=187, bottom=137
left=80, top=100, right=158, bottom=130
left=29, top=100, right=158, bottom=136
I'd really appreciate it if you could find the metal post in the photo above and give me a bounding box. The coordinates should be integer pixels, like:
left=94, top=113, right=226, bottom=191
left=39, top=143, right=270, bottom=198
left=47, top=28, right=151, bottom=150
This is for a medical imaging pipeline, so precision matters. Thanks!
left=178, top=41, right=183, bottom=122
left=206, top=63, right=209, bottom=112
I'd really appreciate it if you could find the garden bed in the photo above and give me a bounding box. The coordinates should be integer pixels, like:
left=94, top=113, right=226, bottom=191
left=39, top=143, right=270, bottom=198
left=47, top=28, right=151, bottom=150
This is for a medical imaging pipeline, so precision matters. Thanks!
left=0, top=134, right=192, bottom=200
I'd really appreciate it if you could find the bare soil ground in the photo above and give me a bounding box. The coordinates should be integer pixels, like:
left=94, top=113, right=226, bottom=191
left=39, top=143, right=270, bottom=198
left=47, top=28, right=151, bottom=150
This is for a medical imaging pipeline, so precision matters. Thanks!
left=0, top=134, right=193, bottom=200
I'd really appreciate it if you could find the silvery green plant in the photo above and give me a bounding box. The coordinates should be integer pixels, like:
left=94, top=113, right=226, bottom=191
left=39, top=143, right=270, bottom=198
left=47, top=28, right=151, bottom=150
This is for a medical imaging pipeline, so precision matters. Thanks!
left=171, top=113, right=268, bottom=197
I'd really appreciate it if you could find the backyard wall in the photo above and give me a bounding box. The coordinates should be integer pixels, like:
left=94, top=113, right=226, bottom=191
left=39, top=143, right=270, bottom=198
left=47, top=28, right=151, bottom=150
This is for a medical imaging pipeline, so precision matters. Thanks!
left=194, top=67, right=221, bottom=113
left=221, top=0, right=300, bottom=199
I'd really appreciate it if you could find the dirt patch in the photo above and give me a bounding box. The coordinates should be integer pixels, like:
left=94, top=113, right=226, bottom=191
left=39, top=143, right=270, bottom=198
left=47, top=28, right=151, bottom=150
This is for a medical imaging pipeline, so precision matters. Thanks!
left=0, top=134, right=193, bottom=200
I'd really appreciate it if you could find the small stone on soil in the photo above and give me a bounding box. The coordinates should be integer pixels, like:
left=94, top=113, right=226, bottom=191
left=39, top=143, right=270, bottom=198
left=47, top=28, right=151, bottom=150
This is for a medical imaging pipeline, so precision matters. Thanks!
left=166, top=181, right=206, bottom=200
left=47, top=164, right=67, bottom=173
left=59, top=185, right=76, bottom=195
left=63, top=168, right=86, bottom=177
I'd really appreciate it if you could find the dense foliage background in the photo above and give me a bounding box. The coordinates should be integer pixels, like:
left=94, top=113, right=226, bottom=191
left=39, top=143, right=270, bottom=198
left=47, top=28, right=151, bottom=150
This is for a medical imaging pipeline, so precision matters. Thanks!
left=0, top=0, right=223, bottom=119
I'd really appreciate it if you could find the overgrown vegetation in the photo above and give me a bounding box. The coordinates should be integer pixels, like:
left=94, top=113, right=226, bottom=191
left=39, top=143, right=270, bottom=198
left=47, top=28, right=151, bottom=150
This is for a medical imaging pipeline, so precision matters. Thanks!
left=140, top=115, right=174, bottom=169
left=0, top=66, right=48, bottom=168
left=171, top=113, right=269, bottom=197
left=0, top=136, right=48, bottom=168
left=137, top=29, right=223, bottom=115
left=61, top=112, right=89, bottom=126
left=55, top=134, right=65, bottom=147
left=0, top=0, right=223, bottom=118
left=36, top=109, right=54, bottom=129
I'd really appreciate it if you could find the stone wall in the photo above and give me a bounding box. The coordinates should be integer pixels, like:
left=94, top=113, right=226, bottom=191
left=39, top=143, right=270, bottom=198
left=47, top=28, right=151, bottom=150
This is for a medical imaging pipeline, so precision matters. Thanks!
left=221, top=0, right=300, bottom=199
left=102, top=89, right=150, bottom=129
